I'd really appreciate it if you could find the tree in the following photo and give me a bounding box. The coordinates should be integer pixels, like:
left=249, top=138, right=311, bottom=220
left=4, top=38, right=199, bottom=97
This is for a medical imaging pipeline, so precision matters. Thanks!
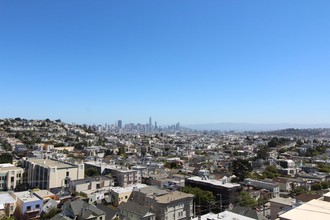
left=85, top=167, right=99, bottom=177
left=263, top=166, right=279, bottom=179
left=257, top=145, right=269, bottom=160
left=0, top=153, right=13, bottom=164
left=182, top=186, right=215, bottom=210
left=268, top=137, right=279, bottom=148
left=232, top=159, right=252, bottom=182
left=311, top=183, right=322, bottom=191
left=238, top=191, right=257, bottom=208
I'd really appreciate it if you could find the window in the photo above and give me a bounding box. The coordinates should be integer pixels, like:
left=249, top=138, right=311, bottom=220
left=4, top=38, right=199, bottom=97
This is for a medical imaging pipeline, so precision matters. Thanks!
left=36, top=204, right=40, bottom=209
left=100, top=217, right=102, bottom=220
left=125, top=196, right=127, bottom=199
left=66, top=171, right=69, bottom=176
left=27, top=206, right=31, bottom=211
left=10, top=177, right=14, bottom=182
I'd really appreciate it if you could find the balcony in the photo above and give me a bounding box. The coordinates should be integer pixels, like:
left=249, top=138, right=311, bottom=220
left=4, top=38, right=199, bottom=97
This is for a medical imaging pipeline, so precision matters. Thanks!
left=26, top=208, right=40, bottom=213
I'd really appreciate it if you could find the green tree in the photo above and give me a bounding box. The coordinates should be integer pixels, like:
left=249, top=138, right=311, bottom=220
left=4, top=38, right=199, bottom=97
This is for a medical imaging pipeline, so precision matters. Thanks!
left=238, top=191, right=257, bottom=208
left=263, top=166, right=279, bottom=179
left=0, top=153, right=13, bottom=164
left=232, top=159, right=252, bottom=181
left=257, top=145, right=269, bottom=160
left=182, top=186, right=215, bottom=208
left=311, top=183, right=322, bottom=191
left=0, top=216, right=15, bottom=220
left=85, top=167, right=99, bottom=177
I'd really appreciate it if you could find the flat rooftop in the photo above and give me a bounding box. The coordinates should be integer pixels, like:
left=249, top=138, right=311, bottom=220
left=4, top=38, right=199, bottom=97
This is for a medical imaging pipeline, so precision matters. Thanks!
left=84, top=161, right=137, bottom=173
left=13, top=191, right=41, bottom=203
left=192, top=211, right=255, bottom=220
left=269, top=197, right=295, bottom=206
left=154, top=191, right=194, bottom=204
left=279, top=199, right=330, bottom=220
left=0, top=193, right=16, bottom=205
left=111, top=184, right=148, bottom=193
left=33, top=190, right=55, bottom=199
left=27, top=158, right=75, bottom=169
left=187, top=176, right=241, bottom=188
left=0, top=163, right=23, bottom=172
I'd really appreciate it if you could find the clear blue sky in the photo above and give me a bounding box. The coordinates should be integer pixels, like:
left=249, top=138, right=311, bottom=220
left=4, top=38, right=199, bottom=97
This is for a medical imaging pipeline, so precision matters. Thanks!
left=1, top=1, right=330, bottom=125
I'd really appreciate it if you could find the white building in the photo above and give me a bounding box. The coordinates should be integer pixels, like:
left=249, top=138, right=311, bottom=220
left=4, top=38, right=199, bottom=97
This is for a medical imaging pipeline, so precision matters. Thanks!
left=0, top=163, right=24, bottom=191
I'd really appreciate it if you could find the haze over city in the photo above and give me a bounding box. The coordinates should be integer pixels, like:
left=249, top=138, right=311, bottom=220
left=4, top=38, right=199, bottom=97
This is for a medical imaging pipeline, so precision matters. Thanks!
left=1, top=1, right=330, bottom=128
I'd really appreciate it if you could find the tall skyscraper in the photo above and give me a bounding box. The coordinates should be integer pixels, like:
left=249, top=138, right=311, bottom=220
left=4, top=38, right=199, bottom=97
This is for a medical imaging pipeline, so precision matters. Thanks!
left=149, top=117, right=152, bottom=128
left=155, top=121, right=157, bottom=129
left=118, top=120, right=122, bottom=129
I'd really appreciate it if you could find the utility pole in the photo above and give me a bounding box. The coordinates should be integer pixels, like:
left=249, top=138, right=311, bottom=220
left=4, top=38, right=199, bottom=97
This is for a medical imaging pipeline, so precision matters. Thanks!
left=217, top=194, right=222, bottom=212
left=198, top=196, right=201, bottom=220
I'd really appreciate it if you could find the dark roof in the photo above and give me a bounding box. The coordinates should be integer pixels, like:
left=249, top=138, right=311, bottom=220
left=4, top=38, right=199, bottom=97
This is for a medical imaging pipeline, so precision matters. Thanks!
left=118, top=201, right=154, bottom=217
left=96, top=204, right=118, bottom=220
left=295, top=193, right=322, bottom=202
left=50, top=214, right=72, bottom=220
left=230, top=206, right=260, bottom=220
left=63, top=200, right=105, bottom=218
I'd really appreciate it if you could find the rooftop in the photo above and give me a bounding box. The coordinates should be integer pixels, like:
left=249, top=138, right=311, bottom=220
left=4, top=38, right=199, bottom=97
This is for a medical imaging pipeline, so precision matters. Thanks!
left=27, top=158, right=75, bottom=169
left=0, top=163, right=23, bottom=172
left=279, top=199, right=330, bottom=220
left=111, top=184, right=148, bottom=193
left=192, top=211, right=255, bottom=220
left=154, top=191, right=194, bottom=204
left=0, top=193, right=16, bottom=208
left=33, top=190, right=55, bottom=199
left=12, top=191, right=42, bottom=203
left=187, top=176, right=241, bottom=188
left=269, top=197, right=295, bottom=206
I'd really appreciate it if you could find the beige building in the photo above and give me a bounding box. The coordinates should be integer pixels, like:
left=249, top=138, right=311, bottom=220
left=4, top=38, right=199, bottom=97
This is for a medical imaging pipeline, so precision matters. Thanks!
left=0, top=163, right=24, bottom=191
left=132, top=186, right=194, bottom=220
left=22, top=158, right=84, bottom=189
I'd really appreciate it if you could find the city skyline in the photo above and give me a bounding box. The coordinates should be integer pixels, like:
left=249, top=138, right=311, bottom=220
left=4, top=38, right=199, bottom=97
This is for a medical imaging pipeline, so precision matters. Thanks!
left=1, top=1, right=330, bottom=125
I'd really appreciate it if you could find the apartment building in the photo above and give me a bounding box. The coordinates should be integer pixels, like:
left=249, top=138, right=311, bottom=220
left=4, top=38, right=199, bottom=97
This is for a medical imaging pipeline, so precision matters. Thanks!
left=85, top=161, right=142, bottom=187
left=22, top=158, right=84, bottom=189
left=0, top=163, right=24, bottom=191
left=69, top=176, right=114, bottom=197
left=185, top=176, right=241, bottom=209
left=243, top=178, right=280, bottom=198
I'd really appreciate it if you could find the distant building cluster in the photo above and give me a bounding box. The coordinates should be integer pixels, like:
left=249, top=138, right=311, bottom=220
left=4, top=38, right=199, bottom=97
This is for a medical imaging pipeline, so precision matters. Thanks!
left=88, top=117, right=182, bottom=133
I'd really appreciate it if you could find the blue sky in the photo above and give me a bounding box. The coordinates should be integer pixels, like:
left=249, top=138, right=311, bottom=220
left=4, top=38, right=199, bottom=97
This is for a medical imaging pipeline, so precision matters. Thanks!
left=1, top=1, right=330, bottom=125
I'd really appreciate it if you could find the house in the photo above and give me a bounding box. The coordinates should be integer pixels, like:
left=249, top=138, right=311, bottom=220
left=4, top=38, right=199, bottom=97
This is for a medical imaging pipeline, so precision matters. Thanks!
left=110, top=184, right=148, bottom=206
left=10, top=190, right=43, bottom=220
left=60, top=199, right=105, bottom=220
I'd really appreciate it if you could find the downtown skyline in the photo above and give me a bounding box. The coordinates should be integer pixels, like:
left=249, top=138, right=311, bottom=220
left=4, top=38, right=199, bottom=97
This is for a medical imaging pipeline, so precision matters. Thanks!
left=1, top=1, right=330, bottom=125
